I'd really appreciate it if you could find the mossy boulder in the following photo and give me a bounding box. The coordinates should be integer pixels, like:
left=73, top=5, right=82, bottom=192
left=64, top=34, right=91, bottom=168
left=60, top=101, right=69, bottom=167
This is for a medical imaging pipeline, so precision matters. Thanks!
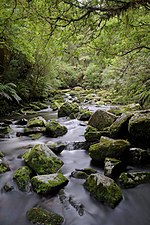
left=110, top=113, right=133, bottom=138
left=71, top=168, right=97, bottom=179
left=46, top=141, right=66, bottom=154
left=84, top=173, right=122, bottom=208
left=88, top=109, right=117, bottom=131
left=78, top=110, right=92, bottom=121
left=27, top=116, right=46, bottom=127
left=0, top=151, right=4, bottom=158
left=104, top=157, right=124, bottom=178
left=46, top=121, right=67, bottom=138
left=84, top=125, right=101, bottom=143
left=0, top=159, right=10, bottom=174
left=27, top=207, right=64, bottom=225
left=58, top=102, right=79, bottom=118
left=31, top=173, right=69, bottom=195
left=127, top=147, right=150, bottom=165
left=13, top=166, right=32, bottom=191
left=119, top=172, right=150, bottom=188
left=23, top=144, right=64, bottom=174
left=0, top=126, right=11, bottom=136
left=89, top=136, right=130, bottom=164
left=128, top=112, right=150, bottom=147
left=23, top=127, right=46, bottom=136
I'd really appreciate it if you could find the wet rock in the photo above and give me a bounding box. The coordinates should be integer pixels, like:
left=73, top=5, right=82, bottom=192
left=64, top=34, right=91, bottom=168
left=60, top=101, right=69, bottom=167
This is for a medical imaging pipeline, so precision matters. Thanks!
left=31, top=173, right=68, bottom=195
left=0, top=151, right=4, bottom=158
left=71, top=168, right=97, bottom=179
left=3, top=183, right=14, bottom=192
left=119, top=172, right=150, bottom=188
left=13, top=166, right=32, bottom=192
left=0, top=125, right=11, bottom=136
left=0, top=159, right=10, bottom=174
left=84, top=173, right=122, bottom=208
left=84, top=125, right=101, bottom=143
left=15, top=118, right=27, bottom=125
left=58, top=102, right=79, bottom=118
left=88, top=109, right=117, bottom=131
left=77, top=110, right=92, bottom=121
left=46, top=120, right=67, bottom=138
left=104, top=157, right=124, bottom=178
left=46, top=141, right=66, bottom=154
left=23, top=144, right=64, bottom=174
left=89, top=136, right=130, bottom=164
left=128, top=112, right=150, bottom=148
left=128, top=147, right=150, bottom=165
left=110, top=113, right=133, bottom=138
left=27, top=116, right=46, bottom=127
left=23, top=127, right=46, bottom=136
left=27, top=207, right=64, bottom=225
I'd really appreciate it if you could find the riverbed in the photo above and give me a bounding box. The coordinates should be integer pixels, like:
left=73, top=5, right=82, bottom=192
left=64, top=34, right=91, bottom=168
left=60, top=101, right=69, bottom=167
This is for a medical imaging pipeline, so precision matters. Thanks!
left=0, top=105, right=150, bottom=225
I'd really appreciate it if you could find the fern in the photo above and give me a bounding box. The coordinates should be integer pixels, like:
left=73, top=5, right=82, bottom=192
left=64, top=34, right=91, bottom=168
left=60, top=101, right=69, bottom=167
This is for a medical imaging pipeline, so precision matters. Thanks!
left=0, top=83, right=21, bottom=103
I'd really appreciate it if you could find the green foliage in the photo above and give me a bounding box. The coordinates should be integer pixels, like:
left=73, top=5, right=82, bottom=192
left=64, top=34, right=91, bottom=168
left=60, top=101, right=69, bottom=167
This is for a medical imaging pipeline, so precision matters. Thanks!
left=0, top=82, right=21, bottom=102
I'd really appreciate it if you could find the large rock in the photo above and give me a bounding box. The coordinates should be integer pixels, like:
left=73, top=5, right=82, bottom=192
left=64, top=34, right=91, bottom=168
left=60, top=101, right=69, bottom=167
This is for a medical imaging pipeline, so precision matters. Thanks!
left=58, top=102, right=79, bottom=118
left=77, top=110, right=92, bottom=121
left=84, top=173, right=122, bottom=208
left=127, top=147, right=150, bottom=165
left=128, top=112, right=150, bottom=148
left=0, top=159, right=10, bottom=174
left=89, top=136, right=130, bottom=164
left=110, top=113, right=133, bottom=138
left=119, top=172, right=150, bottom=188
left=27, top=116, right=46, bottom=127
left=84, top=125, right=101, bottom=143
left=31, top=173, right=68, bottom=195
left=104, top=157, right=124, bottom=178
left=13, top=166, right=32, bottom=191
left=88, top=109, right=116, bottom=131
left=23, top=144, right=64, bottom=174
left=27, top=207, right=64, bottom=225
left=46, top=121, right=67, bottom=138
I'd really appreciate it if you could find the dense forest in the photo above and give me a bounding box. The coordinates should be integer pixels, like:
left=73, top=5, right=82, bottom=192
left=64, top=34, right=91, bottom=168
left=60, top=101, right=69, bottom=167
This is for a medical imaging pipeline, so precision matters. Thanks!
left=0, top=0, right=150, bottom=114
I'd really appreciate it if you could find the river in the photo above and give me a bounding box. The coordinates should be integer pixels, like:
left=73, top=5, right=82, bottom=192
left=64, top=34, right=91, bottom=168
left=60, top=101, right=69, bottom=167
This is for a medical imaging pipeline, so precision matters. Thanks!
left=0, top=105, right=150, bottom=225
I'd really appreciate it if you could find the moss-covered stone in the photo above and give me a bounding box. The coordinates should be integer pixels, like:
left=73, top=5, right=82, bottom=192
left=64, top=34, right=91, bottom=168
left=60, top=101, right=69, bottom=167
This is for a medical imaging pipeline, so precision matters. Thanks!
left=84, top=173, right=122, bottom=208
left=71, top=168, right=97, bottom=179
left=110, top=113, right=133, bottom=138
left=119, top=172, right=150, bottom=188
left=31, top=173, right=69, bottom=195
left=58, top=102, right=79, bottom=118
left=23, top=127, right=46, bottom=136
left=84, top=125, right=101, bottom=143
left=0, top=126, right=11, bottom=135
left=89, top=136, right=130, bottom=164
left=27, top=207, right=64, bottom=225
left=46, top=121, right=67, bottom=138
left=27, top=116, right=46, bottom=127
left=13, top=166, right=32, bottom=191
left=104, top=157, right=124, bottom=178
left=78, top=110, right=92, bottom=121
left=46, top=141, right=66, bottom=154
left=0, top=151, right=4, bottom=158
left=127, top=147, right=150, bottom=165
left=0, top=159, right=10, bottom=174
left=23, top=144, right=64, bottom=174
left=88, top=109, right=116, bottom=131
left=128, top=112, right=150, bottom=147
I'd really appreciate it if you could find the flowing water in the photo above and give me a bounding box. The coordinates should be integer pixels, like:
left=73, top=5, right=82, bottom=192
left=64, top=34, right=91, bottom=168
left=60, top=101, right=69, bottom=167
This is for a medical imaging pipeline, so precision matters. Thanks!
left=0, top=105, right=150, bottom=225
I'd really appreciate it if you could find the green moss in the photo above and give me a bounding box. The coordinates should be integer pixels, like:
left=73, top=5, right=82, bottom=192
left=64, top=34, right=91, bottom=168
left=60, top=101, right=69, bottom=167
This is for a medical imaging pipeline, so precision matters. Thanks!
left=0, top=126, right=11, bottom=134
left=89, top=136, right=130, bottom=164
left=84, top=125, right=101, bottom=142
left=13, top=166, right=32, bottom=191
left=0, top=160, right=9, bottom=174
left=31, top=173, right=69, bottom=194
left=27, top=116, right=46, bottom=127
left=58, top=102, right=79, bottom=117
left=0, top=151, right=4, bottom=158
left=84, top=173, right=122, bottom=208
left=46, top=121, right=67, bottom=138
left=23, top=144, right=63, bottom=174
left=27, top=207, right=64, bottom=225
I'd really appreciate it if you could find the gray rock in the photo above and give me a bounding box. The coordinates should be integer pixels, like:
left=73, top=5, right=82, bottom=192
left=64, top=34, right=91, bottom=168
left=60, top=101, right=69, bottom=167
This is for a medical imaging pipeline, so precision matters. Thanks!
left=104, top=157, right=124, bottom=178
left=31, top=173, right=69, bottom=194
left=84, top=173, right=122, bottom=208
left=88, top=109, right=116, bottom=131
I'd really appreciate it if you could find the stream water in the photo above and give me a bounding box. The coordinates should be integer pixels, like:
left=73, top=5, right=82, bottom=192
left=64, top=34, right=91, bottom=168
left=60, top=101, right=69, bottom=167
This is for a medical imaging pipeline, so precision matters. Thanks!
left=0, top=105, right=150, bottom=225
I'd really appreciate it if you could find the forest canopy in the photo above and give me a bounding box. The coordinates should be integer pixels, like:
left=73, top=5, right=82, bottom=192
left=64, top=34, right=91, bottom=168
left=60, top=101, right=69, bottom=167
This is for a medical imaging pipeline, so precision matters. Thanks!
left=0, top=0, right=150, bottom=111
